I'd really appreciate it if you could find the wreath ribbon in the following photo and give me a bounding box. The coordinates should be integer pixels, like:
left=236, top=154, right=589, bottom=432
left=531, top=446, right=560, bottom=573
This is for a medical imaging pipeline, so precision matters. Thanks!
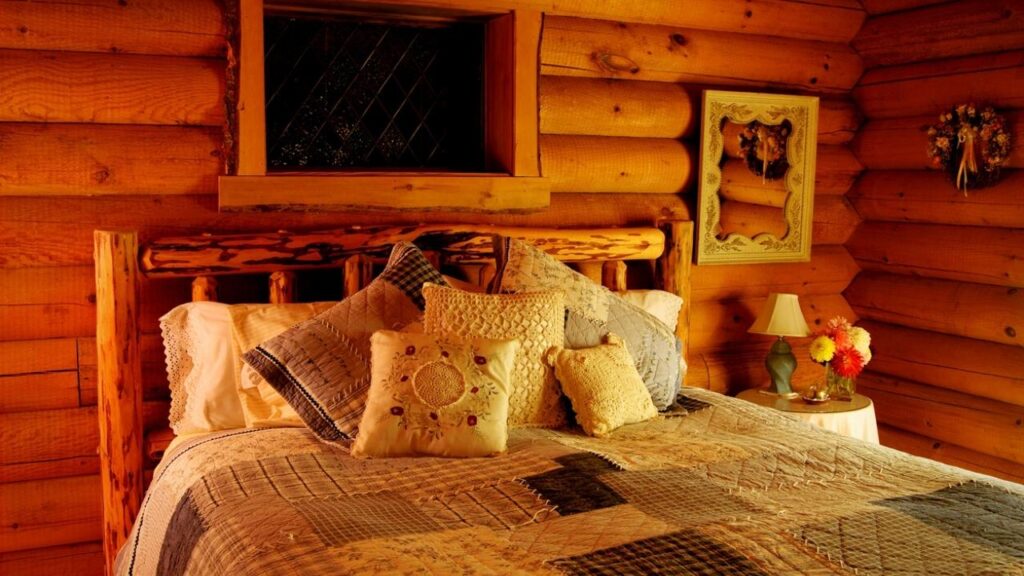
left=956, top=126, right=979, bottom=197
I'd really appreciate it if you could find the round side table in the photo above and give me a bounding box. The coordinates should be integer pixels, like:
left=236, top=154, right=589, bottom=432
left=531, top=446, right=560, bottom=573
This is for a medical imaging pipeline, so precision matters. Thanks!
left=737, top=389, right=880, bottom=444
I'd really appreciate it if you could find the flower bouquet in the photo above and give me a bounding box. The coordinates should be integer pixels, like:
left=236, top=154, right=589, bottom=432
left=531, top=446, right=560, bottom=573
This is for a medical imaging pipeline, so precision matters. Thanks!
left=808, top=317, right=871, bottom=401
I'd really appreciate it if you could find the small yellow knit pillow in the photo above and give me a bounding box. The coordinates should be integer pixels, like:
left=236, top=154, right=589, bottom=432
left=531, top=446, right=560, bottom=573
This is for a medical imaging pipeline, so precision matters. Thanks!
left=545, top=333, right=658, bottom=437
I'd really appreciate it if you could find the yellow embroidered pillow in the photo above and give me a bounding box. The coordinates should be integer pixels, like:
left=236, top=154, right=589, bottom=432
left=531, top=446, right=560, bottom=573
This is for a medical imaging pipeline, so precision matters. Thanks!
left=545, top=333, right=658, bottom=437
left=422, top=283, right=566, bottom=428
left=352, top=330, right=518, bottom=458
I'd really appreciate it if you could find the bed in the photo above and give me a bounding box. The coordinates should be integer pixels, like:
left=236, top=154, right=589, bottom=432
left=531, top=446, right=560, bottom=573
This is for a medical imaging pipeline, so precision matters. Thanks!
left=94, top=222, right=1024, bottom=575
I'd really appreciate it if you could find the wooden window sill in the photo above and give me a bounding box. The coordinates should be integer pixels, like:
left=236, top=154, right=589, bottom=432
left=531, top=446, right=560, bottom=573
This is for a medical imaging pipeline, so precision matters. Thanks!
left=218, top=174, right=550, bottom=212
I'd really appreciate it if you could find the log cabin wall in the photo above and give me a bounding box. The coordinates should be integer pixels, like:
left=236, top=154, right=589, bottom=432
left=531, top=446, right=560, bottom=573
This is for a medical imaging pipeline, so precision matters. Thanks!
left=0, top=1, right=864, bottom=573
left=849, top=0, right=1024, bottom=482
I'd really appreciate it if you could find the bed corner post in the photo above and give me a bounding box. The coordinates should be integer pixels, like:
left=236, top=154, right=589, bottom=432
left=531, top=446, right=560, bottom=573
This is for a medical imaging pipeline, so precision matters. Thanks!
left=94, top=230, right=144, bottom=575
left=658, top=220, right=694, bottom=378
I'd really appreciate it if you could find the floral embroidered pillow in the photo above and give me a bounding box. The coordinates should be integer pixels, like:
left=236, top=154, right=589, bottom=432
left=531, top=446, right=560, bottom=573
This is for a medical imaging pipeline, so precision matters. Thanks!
left=352, top=330, right=518, bottom=458
left=545, top=333, right=658, bottom=437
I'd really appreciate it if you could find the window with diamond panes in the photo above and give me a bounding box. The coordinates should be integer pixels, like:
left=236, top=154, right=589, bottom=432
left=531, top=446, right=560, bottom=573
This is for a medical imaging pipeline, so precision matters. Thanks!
left=263, top=15, right=486, bottom=171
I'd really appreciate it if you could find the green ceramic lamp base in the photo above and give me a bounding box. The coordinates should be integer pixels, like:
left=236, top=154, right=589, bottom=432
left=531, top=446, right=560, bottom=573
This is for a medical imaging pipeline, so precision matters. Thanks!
left=764, top=336, right=799, bottom=398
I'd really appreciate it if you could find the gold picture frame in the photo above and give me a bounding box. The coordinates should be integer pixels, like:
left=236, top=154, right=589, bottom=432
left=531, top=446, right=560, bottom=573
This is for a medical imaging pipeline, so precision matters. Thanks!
left=696, top=90, right=818, bottom=265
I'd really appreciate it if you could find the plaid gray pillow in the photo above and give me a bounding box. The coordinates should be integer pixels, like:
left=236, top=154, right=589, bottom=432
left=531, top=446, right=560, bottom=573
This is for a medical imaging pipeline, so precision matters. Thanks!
left=244, top=242, right=446, bottom=442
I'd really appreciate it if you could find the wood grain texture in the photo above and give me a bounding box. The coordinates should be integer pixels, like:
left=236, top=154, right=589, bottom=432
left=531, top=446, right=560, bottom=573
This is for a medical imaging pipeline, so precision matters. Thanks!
left=848, top=221, right=1024, bottom=287
left=717, top=201, right=788, bottom=240
left=0, top=339, right=78, bottom=377
left=811, top=195, right=862, bottom=245
left=0, top=475, right=101, bottom=553
left=0, top=0, right=225, bottom=56
left=854, top=0, right=1024, bottom=68
left=854, top=112, right=1024, bottom=170
left=878, top=424, right=1024, bottom=483
left=687, top=341, right=820, bottom=394
left=860, top=320, right=1024, bottom=408
left=0, top=123, right=222, bottom=196
left=859, top=373, right=1024, bottom=465
left=94, top=231, right=143, bottom=572
left=0, top=542, right=104, bottom=576
left=484, top=10, right=541, bottom=176
left=849, top=169, right=1024, bottom=228
left=540, top=16, right=863, bottom=92
left=690, top=245, right=860, bottom=302
left=540, top=135, right=692, bottom=193
left=269, top=271, right=296, bottom=304
left=657, top=220, right=694, bottom=355
left=854, top=51, right=1024, bottom=119
left=718, top=160, right=788, bottom=208
left=190, top=276, right=218, bottom=302
left=0, top=193, right=691, bottom=269
left=0, top=372, right=79, bottom=413
left=540, top=76, right=694, bottom=138
left=141, top=225, right=666, bottom=276
left=860, top=0, right=948, bottom=14
left=275, top=0, right=866, bottom=42
left=845, top=272, right=1024, bottom=346
left=0, top=49, right=223, bottom=125
left=815, top=144, right=864, bottom=195
left=218, top=175, right=551, bottom=212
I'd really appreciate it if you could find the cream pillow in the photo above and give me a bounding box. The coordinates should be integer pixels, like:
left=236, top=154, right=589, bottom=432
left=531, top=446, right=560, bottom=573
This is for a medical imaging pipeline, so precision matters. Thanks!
left=619, top=290, right=683, bottom=333
left=229, top=302, right=334, bottom=428
left=160, top=302, right=248, bottom=435
left=545, top=333, right=658, bottom=437
left=352, top=330, right=518, bottom=458
left=422, top=283, right=566, bottom=428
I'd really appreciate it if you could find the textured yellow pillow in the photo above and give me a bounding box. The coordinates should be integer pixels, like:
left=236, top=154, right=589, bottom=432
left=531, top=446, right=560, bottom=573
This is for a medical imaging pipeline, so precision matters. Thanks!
left=352, top=330, right=518, bottom=458
left=229, top=302, right=334, bottom=428
left=422, top=283, right=566, bottom=428
left=545, top=333, right=658, bottom=437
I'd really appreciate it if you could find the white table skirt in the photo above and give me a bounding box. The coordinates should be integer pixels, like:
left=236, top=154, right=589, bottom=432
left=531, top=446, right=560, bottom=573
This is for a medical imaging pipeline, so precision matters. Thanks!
left=786, top=405, right=880, bottom=444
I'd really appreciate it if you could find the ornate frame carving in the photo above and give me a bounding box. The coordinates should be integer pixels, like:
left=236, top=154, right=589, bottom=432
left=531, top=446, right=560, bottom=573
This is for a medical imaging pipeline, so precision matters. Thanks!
left=696, top=90, right=818, bottom=265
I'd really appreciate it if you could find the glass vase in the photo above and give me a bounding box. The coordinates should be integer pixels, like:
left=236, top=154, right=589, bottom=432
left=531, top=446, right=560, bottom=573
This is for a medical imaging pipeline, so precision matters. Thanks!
left=825, top=364, right=855, bottom=401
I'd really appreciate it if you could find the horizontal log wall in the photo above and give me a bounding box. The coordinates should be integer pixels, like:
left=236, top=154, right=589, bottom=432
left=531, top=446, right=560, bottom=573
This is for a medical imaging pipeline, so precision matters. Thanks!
left=0, top=1, right=865, bottom=572
left=849, top=0, right=1024, bottom=482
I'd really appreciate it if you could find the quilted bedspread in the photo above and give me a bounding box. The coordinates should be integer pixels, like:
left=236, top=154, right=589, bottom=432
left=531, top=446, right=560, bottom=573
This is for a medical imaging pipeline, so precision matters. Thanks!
left=117, top=389, right=1024, bottom=575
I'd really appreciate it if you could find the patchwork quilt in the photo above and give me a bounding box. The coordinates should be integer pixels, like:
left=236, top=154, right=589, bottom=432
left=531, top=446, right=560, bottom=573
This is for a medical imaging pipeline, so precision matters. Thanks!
left=118, top=390, right=1024, bottom=575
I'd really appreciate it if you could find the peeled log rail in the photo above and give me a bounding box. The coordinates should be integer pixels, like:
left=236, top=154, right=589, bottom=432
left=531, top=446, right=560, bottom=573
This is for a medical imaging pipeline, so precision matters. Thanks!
left=850, top=170, right=1024, bottom=228
left=690, top=245, right=859, bottom=302
left=853, top=0, right=1024, bottom=68
left=855, top=113, right=1024, bottom=170
left=0, top=123, right=221, bottom=196
left=718, top=160, right=788, bottom=207
left=141, top=225, right=667, bottom=276
left=539, top=76, right=694, bottom=138
left=812, top=195, right=861, bottom=245
left=859, top=320, right=1024, bottom=408
left=845, top=272, right=1024, bottom=347
left=878, top=423, right=1024, bottom=483
left=540, top=135, right=692, bottom=193
left=688, top=293, right=856, bottom=351
left=848, top=221, right=1024, bottom=288
left=0, top=0, right=226, bottom=57
left=0, top=193, right=691, bottom=269
left=859, top=373, right=1024, bottom=465
left=854, top=51, right=1024, bottom=119
left=0, top=49, right=224, bottom=125
left=540, top=16, right=862, bottom=92
left=280, top=0, right=865, bottom=43
left=717, top=201, right=788, bottom=240
left=539, top=76, right=859, bottom=144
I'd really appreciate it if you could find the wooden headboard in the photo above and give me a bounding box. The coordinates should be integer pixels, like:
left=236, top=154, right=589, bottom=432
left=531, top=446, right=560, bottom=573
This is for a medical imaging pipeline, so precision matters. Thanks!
left=93, top=220, right=693, bottom=572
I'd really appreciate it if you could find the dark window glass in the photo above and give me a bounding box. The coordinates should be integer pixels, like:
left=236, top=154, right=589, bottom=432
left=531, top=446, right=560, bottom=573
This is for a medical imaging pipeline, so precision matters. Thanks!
left=264, top=15, right=485, bottom=171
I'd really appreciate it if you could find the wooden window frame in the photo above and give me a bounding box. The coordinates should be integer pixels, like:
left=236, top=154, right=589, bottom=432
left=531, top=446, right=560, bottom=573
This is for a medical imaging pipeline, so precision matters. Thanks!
left=221, top=0, right=548, bottom=212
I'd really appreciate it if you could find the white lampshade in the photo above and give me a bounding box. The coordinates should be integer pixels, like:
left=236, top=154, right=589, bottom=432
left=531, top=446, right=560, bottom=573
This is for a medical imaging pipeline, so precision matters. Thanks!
left=748, top=293, right=810, bottom=337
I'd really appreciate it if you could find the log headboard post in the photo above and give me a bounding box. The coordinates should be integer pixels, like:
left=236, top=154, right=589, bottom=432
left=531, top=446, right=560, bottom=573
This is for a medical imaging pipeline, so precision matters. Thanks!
left=94, top=230, right=144, bottom=575
left=659, top=220, right=694, bottom=363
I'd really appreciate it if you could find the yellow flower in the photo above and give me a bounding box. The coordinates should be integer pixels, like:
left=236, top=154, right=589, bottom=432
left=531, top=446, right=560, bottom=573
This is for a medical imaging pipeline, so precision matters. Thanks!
left=809, top=336, right=836, bottom=363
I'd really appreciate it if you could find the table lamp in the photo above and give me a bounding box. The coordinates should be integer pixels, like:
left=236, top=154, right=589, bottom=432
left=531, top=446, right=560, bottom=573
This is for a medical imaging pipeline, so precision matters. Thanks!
left=748, top=293, right=810, bottom=397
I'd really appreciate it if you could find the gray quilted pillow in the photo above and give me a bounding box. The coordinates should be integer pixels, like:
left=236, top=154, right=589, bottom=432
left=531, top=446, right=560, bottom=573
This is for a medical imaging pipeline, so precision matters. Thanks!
left=493, top=237, right=683, bottom=409
left=243, top=242, right=446, bottom=442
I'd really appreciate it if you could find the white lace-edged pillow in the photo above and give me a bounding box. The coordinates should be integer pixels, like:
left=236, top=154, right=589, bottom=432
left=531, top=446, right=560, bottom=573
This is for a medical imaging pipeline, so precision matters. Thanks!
left=160, top=302, right=247, bottom=435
